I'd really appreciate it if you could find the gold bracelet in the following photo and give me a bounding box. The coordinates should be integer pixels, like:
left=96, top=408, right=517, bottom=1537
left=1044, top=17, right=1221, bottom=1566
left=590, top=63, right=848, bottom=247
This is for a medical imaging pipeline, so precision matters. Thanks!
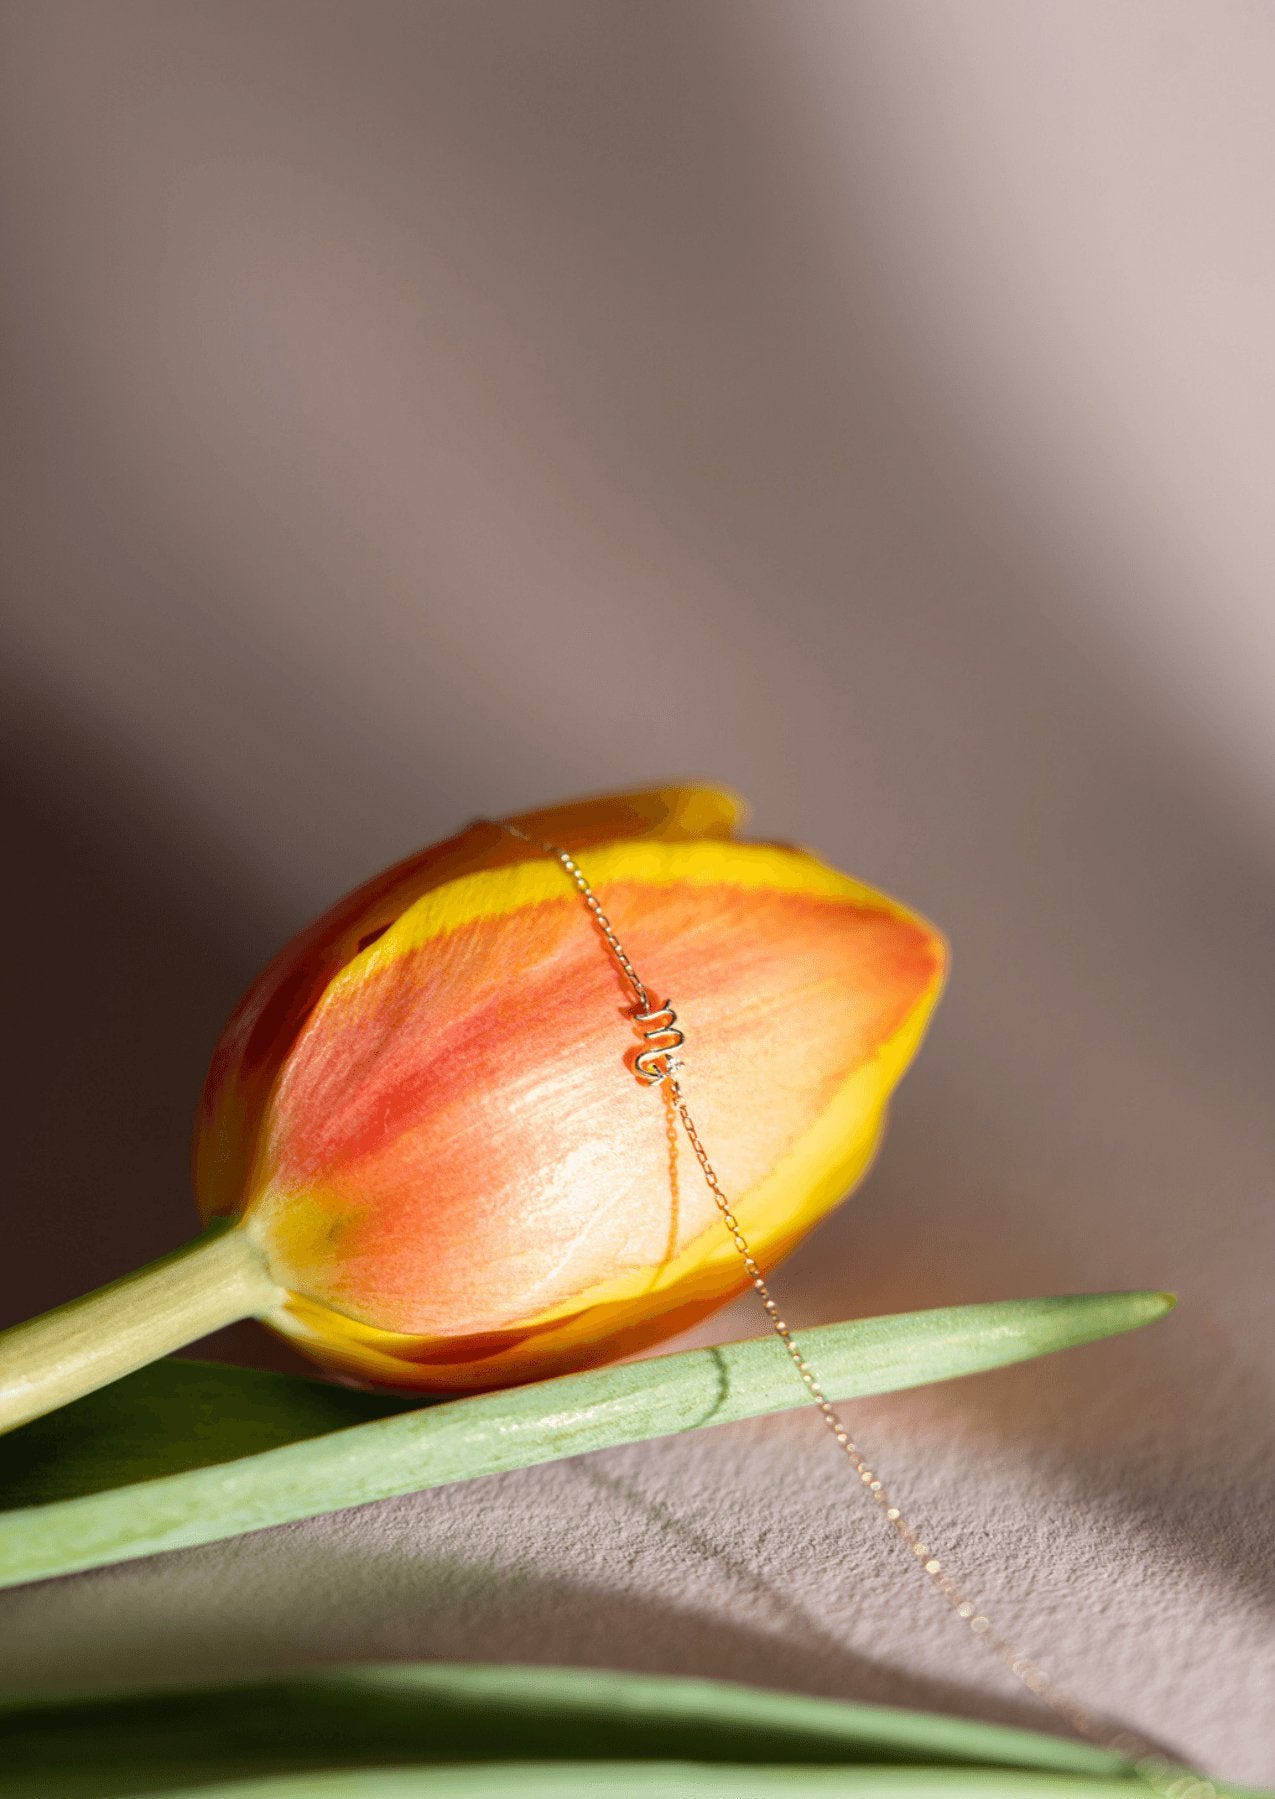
left=496, top=819, right=1230, bottom=1799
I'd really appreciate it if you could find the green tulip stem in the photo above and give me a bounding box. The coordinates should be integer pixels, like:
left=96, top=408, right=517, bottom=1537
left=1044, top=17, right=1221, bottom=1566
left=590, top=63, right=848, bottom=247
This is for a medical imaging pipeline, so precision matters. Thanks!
left=0, top=1222, right=283, bottom=1435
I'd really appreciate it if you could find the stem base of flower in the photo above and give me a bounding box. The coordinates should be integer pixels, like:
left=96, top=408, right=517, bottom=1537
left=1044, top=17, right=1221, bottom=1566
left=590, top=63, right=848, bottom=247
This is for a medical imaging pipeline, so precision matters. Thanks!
left=0, top=1222, right=284, bottom=1436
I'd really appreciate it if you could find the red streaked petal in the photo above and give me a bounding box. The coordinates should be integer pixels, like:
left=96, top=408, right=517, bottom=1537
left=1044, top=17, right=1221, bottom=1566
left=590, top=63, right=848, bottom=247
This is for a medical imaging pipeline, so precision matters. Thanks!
left=243, top=839, right=944, bottom=1363
left=195, top=783, right=743, bottom=1221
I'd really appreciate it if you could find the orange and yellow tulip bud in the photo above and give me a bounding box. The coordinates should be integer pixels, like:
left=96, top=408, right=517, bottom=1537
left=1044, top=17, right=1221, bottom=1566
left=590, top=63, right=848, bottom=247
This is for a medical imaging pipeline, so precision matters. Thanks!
left=194, top=784, right=946, bottom=1392
left=0, top=784, right=946, bottom=1436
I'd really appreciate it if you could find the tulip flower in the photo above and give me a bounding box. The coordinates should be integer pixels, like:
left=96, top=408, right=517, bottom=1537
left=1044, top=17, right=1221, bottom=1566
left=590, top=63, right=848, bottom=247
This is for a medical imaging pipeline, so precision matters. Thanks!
left=0, top=784, right=946, bottom=1430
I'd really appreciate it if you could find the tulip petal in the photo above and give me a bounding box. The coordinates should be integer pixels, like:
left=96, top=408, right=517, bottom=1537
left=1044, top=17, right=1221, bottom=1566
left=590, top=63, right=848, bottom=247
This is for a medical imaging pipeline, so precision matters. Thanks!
left=238, top=839, right=944, bottom=1387
left=197, top=785, right=743, bottom=1223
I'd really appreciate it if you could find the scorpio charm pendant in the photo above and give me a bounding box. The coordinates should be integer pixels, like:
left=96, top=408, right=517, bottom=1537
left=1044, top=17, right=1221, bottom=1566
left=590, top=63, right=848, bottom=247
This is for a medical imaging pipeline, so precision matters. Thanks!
left=632, top=999, right=685, bottom=1086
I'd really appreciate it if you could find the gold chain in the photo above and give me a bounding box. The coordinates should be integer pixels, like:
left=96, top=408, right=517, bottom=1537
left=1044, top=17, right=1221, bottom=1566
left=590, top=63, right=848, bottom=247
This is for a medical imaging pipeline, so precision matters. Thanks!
left=498, top=822, right=1228, bottom=1798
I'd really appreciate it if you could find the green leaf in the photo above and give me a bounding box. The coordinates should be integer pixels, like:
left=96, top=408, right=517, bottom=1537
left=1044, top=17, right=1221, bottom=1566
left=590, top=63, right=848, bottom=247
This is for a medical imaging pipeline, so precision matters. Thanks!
left=3, top=1664, right=1262, bottom=1798
left=0, top=1660, right=1172, bottom=1798
left=0, top=1360, right=418, bottom=1509
left=24, top=1769, right=1186, bottom=1799
left=0, top=1293, right=1173, bottom=1589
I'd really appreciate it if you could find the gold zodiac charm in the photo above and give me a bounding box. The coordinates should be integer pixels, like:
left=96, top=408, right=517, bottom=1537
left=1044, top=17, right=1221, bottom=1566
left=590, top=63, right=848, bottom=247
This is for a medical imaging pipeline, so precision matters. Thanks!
left=632, top=999, right=685, bottom=1086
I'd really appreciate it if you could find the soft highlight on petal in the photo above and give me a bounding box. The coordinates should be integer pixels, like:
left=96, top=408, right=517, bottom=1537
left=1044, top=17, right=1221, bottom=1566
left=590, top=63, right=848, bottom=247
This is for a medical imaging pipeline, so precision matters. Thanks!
left=196, top=783, right=744, bottom=1222
left=234, top=838, right=945, bottom=1390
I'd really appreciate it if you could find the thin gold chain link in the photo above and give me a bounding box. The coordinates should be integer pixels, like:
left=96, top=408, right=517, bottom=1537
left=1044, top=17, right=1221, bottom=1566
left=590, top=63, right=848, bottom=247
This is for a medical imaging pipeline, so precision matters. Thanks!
left=497, top=821, right=1228, bottom=1798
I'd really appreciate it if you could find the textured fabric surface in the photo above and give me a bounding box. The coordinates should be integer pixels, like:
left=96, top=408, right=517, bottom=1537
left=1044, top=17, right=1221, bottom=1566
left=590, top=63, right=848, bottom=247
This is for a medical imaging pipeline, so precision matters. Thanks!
left=1, top=2, right=1272, bottom=1786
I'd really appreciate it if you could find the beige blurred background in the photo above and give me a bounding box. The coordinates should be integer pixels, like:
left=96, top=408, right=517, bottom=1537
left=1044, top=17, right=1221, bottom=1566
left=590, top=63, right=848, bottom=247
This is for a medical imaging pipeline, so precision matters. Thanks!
left=1, top=0, right=1273, bottom=1781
